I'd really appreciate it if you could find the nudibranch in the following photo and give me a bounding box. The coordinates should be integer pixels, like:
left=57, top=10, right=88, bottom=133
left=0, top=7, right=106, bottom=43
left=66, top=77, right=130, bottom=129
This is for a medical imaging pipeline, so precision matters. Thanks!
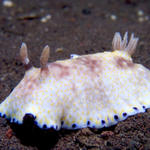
left=0, top=32, right=150, bottom=130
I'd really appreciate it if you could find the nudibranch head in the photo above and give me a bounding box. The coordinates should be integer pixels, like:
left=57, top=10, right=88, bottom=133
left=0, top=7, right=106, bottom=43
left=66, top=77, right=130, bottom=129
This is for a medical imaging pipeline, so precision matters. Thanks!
left=0, top=32, right=149, bottom=130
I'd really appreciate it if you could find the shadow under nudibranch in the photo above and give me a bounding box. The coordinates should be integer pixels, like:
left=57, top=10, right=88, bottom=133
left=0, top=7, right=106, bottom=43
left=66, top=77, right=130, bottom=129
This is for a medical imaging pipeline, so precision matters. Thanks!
left=8, top=113, right=117, bottom=150
left=9, top=113, right=60, bottom=150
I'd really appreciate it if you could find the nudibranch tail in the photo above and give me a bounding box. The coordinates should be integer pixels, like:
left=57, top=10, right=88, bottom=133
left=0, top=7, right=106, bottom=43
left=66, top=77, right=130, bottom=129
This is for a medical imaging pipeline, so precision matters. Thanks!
left=0, top=32, right=150, bottom=131
left=112, top=32, right=139, bottom=56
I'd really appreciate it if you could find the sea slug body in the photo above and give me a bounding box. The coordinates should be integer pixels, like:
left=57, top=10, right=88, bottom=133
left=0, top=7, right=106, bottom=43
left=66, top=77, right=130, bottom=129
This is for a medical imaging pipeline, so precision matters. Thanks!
left=0, top=32, right=150, bottom=130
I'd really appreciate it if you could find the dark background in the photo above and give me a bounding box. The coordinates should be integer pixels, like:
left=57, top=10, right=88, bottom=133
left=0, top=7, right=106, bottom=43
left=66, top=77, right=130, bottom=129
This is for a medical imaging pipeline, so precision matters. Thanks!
left=0, top=0, right=150, bottom=149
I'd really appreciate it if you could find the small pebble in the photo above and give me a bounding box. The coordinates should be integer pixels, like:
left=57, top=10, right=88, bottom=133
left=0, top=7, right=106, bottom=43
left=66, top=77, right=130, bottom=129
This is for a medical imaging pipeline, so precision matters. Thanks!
left=3, top=0, right=14, bottom=7
left=100, top=131, right=114, bottom=139
left=55, top=48, right=64, bottom=53
left=110, top=14, right=117, bottom=21
left=138, top=17, right=144, bottom=22
left=137, top=10, right=144, bottom=16
left=6, top=128, right=13, bottom=139
left=137, top=10, right=149, bottom=22
left=41, top=14, right=52, bottom=23
left=144, top=16, right=149, bottom=21
left=17, top=13, right=39, bottom=20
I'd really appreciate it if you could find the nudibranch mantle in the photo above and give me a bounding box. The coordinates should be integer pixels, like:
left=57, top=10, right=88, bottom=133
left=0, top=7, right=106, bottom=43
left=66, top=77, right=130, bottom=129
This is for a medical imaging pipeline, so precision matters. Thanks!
left=0, top=32, right=150, bottom=130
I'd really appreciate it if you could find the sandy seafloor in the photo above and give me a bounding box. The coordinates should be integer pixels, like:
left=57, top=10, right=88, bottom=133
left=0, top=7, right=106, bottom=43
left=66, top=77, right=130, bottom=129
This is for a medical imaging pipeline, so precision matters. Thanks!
left=0, top=0, right=150, bottom=149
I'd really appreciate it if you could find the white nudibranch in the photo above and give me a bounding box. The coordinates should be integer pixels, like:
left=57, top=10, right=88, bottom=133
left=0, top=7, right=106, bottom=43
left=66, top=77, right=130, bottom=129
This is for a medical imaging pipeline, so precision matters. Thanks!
left=0, top=32, right=149, bottom=130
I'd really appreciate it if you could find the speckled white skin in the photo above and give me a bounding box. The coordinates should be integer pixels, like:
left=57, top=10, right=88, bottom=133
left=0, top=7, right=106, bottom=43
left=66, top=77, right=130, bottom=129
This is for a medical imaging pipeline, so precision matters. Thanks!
left=0, top=32, right=149, bottom=130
